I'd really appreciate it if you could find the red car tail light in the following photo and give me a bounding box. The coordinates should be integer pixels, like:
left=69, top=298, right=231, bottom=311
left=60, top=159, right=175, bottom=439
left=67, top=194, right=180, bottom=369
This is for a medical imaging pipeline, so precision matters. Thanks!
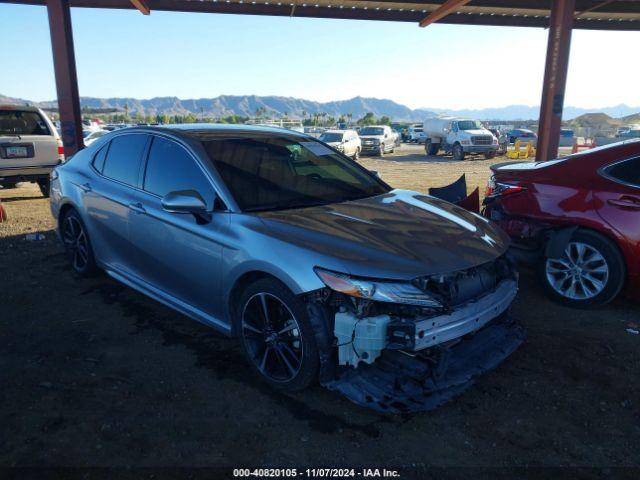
left=488, top=181, right=526, bottom=198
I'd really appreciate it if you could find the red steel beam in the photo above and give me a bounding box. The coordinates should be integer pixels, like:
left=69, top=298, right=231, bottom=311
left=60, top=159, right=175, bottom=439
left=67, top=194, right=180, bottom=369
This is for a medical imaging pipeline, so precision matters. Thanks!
left=130, top=0, right=149, bottom=15
left=535, top=0, right=575, bottom=162
left=419, top=0, right=472, bottom=28
left=47, top=0, right=84, bottom=156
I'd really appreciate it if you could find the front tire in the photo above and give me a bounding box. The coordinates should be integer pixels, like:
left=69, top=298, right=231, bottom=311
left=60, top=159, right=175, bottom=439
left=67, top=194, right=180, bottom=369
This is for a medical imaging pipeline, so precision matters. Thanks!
left=235, top=278, right=320, bottom=391
left=539, top=230, right=625, bottom=308
left=378, top=144, right=385, bottom=157
left=61, top=209, right=97, bottom=276
left=452, top=143, right=465, bottom=160
left=1, top=182, right=18, bottom=189
left=352, top=148, right=360, bottom=161
left=485, top=151, right=496, bottom=159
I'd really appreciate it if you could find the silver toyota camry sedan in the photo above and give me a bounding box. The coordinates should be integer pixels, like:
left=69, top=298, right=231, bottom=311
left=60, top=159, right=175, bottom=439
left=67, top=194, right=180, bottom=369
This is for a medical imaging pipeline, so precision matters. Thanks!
left=50, top=125, right=524, bottom=413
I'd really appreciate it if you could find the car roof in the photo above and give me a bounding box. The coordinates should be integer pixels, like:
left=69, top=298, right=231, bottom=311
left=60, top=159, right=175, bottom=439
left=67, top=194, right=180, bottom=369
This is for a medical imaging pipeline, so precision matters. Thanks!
left=0, top=104, right=41, bottom=112
left=118, top=123, right=311, bottom=140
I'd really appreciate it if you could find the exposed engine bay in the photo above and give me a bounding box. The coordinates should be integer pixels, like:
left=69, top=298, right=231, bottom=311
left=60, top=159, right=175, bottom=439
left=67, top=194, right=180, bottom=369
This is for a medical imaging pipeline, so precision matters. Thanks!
left=305, top=254, right=525, bottom=413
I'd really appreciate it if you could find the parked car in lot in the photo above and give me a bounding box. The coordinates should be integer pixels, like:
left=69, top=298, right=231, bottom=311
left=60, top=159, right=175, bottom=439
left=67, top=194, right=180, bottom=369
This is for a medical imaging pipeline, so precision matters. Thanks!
left=407, top=124, right=426, bottom=143
left=424, top=118, right=498, bottom=160
left=0, top=105, right=64, bottom=196
left=318, top=129, right=361, bottom=159
left=84, top=129, right=109, bottom=146
left=50, top=124, right=523, bottom=412
left=358, top=125, right=399, bottom=156
left=488, top=128, right=508, bottom=155
left=483, top=138, right=640, bottom=307
left=506, top=128, right=537, bottom=144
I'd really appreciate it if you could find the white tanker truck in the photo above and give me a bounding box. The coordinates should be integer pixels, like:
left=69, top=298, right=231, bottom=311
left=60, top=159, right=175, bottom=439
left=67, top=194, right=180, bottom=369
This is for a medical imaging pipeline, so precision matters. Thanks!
left=423, top=117, right=498, bottom=160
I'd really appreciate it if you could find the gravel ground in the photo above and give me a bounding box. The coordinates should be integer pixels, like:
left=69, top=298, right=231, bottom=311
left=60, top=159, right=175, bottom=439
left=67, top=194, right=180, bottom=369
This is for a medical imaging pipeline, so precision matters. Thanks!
left=1, top=147, right=639, bottom=474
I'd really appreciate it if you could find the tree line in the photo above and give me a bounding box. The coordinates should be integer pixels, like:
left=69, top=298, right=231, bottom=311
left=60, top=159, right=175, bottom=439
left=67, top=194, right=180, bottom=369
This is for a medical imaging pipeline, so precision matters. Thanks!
left=86, top=109, right=392, bottom=127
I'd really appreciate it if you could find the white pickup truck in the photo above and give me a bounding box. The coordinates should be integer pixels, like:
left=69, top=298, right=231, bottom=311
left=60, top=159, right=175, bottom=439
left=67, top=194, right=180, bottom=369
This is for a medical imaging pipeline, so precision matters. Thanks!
left=423, top=117, right=498, bottom=160
left=358, top=125, right=400, bottom=156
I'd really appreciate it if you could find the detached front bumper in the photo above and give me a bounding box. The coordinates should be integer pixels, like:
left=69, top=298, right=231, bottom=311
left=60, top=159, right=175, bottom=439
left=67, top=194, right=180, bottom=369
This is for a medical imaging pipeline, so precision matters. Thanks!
left=323, top=278, right=523, bottom=413
left=407, top=279, right=517, bottom=351
left=325, top=315, right=524, bottom=413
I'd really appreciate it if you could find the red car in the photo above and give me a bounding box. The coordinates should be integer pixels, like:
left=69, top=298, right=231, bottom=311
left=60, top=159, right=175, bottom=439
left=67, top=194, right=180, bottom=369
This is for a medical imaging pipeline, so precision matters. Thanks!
left=483, top=139, right=640, bottom=308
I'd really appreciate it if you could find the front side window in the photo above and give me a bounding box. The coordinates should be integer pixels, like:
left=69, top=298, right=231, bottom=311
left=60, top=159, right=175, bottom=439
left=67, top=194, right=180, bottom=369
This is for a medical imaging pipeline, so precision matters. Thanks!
left=604, top=157, right=640, bottom=187
left=201, top=136, right=389, bottom=212
left=0, top=110, right=50, bottom=136
left=143, top=136, right=216, bottom=208
left=102, top=134, right=148, bottom=186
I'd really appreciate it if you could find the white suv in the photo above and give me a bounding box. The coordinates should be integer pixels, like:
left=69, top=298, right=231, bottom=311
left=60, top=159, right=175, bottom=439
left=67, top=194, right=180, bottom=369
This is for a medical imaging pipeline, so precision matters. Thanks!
left=0, top=105, right=64, bottom=196
left=318, top=129, right=362, bottom=160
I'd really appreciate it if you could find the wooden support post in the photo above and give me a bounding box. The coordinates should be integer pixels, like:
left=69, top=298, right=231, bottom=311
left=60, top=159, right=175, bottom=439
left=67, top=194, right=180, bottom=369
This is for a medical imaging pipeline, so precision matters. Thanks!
left=536, top=0, right=575, bottom=161
left=47, top=0, right=84, bottom=156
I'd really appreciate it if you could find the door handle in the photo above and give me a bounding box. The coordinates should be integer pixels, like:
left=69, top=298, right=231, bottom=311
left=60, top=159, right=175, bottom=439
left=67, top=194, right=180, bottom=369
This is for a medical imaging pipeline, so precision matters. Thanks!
left=607, top=198, right=640, bottom=210
left=128, top=202, right=146, bottom=214
left=79, top=182, right=92, bottom=193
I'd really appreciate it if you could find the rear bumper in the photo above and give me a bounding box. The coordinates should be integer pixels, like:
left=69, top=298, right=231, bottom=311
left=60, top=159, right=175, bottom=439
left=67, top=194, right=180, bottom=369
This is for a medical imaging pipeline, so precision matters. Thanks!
left=0, top=165, right=57, bottom=182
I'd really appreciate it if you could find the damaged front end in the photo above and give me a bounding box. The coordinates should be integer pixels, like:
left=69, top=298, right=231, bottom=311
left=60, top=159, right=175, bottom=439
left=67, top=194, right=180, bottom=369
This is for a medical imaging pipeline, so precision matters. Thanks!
left=305, top=255, right=525, bottom=413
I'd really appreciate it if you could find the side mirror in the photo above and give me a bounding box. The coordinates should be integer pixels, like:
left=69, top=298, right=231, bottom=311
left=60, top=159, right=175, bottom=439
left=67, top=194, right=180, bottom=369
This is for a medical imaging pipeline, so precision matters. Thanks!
left=162, top=190, right=212, bottom=224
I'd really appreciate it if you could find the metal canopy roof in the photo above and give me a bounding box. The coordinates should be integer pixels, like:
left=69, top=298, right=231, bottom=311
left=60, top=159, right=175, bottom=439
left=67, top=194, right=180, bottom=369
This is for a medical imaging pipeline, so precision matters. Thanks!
left=5, top=0, right=640, bottom=30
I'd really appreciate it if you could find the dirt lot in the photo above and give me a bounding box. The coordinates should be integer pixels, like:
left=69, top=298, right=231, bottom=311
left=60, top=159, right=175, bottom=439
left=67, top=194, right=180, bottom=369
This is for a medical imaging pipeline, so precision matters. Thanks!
left=1, top=146, right=639, bottom=474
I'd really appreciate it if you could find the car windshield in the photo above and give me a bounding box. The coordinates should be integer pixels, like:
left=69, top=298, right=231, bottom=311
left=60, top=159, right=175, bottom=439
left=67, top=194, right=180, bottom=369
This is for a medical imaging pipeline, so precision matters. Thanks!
left=319, top=133, right=344, bottom=143
left=201, top=135, right=389, bottom=212
left=0, top=110, right=50, bottom=136
left=359, top=127, right=384, bottom=136
left=457, top=120, right=483, bottom=131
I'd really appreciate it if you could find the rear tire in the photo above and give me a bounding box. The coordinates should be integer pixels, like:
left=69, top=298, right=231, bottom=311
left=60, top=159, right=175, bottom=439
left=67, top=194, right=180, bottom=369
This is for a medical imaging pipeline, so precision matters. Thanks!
left=426, top=141, right=439, bottom=156
left=234, top=278, right=320, bottom=391
left=37, top=179, right=50, bottom=197
left=61, top=209, right=97, bottom=276
left=539, top=229, right=625, bottom=308
left=452, top=143, right=465, bottom=160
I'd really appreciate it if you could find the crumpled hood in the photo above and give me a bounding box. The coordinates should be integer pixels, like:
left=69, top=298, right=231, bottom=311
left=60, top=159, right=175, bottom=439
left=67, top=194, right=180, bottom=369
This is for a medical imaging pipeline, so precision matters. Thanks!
left=257, top=189, right=510, bottom=279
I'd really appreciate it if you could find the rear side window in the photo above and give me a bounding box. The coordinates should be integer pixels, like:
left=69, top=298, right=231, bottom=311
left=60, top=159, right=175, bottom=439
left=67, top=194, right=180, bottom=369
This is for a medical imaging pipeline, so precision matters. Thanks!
left=605, top=158, right=640, bottom=187
left=92, top=143, right=109, bottom=173
left=0, top=110, right=50, bottom=136
left=143, top=136, right=215, bottom=208
left=102, top=134, right=148, bottom=186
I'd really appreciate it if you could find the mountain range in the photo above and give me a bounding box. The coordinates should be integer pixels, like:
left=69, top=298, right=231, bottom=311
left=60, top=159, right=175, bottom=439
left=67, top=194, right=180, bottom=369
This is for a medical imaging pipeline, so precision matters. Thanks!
left=1, top=93, right=639, bottom=122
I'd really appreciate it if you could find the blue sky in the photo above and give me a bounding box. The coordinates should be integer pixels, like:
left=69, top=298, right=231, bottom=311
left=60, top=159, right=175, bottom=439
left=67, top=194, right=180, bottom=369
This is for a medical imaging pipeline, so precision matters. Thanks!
left=1, top=3, right=639, bottom=109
